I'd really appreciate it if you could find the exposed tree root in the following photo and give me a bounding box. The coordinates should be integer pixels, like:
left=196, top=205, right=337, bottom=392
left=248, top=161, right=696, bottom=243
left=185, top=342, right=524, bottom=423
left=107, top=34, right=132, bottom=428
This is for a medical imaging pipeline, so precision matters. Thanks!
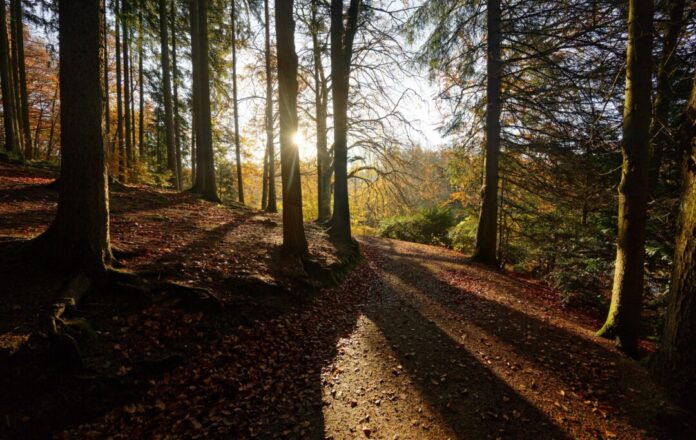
left=156, top=280, right=223, bottom=312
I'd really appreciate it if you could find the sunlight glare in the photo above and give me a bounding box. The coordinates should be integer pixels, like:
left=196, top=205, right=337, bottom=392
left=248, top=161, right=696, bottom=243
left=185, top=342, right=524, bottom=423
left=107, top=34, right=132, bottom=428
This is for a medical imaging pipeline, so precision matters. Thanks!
left=292, top=131, right=313, bottom=159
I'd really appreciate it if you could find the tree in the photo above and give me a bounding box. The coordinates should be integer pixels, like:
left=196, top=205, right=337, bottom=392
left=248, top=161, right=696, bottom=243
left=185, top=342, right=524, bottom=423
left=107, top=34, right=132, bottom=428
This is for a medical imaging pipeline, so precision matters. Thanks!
left=10, top=0, right=31, bottom=159
left=472, top=0, right=501, bottom=266
left=263, top=0, right=277, bottom=212
left=648, top=0, right=686, bottom=194
left=276, top=0, right=307, bottom=255
left=309, top=0, right=331, bottom=223
left=329, top=0, right=361, bottom=244
left=115, top=0, right=125, bottom=179
left=171, top=0, right=182, bottom=185
left=651, top=69, right=696, bottom=410
left=159, top=0, right=180, bottom=189
left=0, top=0, right=17, bottom=152
left=39, top=0, right=111, bottom=273
left=597, top=0, right=654, bottom=355
left=230, top=0, right=244, bottom=204
left=122, top=1, right=132, bottom=175
left=189, top=0, right=220, bottom=202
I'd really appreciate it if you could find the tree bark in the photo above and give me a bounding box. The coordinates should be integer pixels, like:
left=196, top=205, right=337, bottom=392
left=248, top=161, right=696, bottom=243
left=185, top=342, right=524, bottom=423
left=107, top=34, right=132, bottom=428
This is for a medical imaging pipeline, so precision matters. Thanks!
left=264, top=0, right=277, bottom=212
left=0, top=0, right=16, bottom=152
left=104, top=0, right=111, bottom=157
left=648, top=0, right=685, bottom=194
left=276, top=0, right=307, bottom=255
left=190, top=0, right=219, bottom=202
left=122, top=6, right=132, bottom=175
left=472, top=0, right=501, bottom=266
left=159, top=0, right=180, bottom=189
left=261, top=142, right=269, bottom=209
left=8, top=0, right=23, bottom=155
left=171, top=0, right=182, bottom=185
left=311, top=0, right=331, bottom=223
left=230, top=0, right=244, bottom=204
left=329, top=0, right=360, bottom=244
left=651, top=70, right=696, bottom=410
left=33, top=102, right=44, bottom=156
left=115, top=0, right=125, bottom=180
left=46, top=87, right=58, bottom=159
left=10, top=0, right=31, bottom=159
left=138, top=1, right=145, bottom=158
left=597, top=0, right=654, bottom=356
left=41, top=0, right=110, bottom=273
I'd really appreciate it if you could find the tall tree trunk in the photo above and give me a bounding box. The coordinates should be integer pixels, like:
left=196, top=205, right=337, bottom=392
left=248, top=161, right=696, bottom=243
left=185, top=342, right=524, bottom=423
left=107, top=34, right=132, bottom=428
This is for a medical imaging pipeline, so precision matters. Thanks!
left=597, top=0, right=654, bottom=356
left=264, top=0, right=277, bottom=212
left=648, top=0, right=685, bottom=194
left=276, top=0, right=307, bottom=255
left=41, top=0, right=110, bottom=273
left=138, top=1, right=145, bottom=158
left=33, top=102, right=44, bottom=156
left=45, top=87, right=58, bottom=160
left=7, top=6, right=21, bottom=154
left=472, top=0, right=501, bottom=266
left=651, top=69, right=696, bottom=410
left=171, top=0, right=182, bottom=185
left=230, top=0, right=244, bottom=203
left=311, top=0, right=330, bottom=223
left=190, top=0, right=219, bottom=202
left=104, top=0, right=111, bottom=157
left=122, top=8, right=132, bottom=175
left=11, top=0, right=31, bottom=159
left=115, top=0, right=125, bottom=180
left=159, top=0, right=180, bottom=189
left=261, top=143, right=269, bottom=209
left=329, top=0, right=360, bottom=244
left=129, top=36, right=136, bottom=155
left=191, top=113, right=196, bottom=182
left=8, top=0, right=23, bottom=155
left=0, top=0, right=16, bottom=152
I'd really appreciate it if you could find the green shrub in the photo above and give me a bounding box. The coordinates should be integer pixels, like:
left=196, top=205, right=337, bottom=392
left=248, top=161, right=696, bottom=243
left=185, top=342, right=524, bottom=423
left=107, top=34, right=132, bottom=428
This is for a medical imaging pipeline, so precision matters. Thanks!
left=448, top=216, right=478, bottom=253
left=378, top=206, right=455, bottom=246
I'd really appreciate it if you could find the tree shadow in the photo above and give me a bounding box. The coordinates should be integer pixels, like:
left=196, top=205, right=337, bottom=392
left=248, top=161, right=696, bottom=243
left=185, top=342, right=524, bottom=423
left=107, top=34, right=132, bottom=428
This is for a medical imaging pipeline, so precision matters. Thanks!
left=363, top=290, right=571, bottom=439
left=371, top=239, right=682, bottom=438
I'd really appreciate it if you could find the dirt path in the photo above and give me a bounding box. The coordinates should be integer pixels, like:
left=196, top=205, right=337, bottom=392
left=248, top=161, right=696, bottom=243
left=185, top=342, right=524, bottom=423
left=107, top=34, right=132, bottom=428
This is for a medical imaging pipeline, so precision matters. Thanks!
left=321, top=237, right=675, bottom=440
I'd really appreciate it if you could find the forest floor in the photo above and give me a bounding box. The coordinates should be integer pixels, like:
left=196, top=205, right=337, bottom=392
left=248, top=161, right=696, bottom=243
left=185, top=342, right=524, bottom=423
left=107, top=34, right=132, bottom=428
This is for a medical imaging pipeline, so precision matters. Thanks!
left=0, top=162, right=694, bottom=439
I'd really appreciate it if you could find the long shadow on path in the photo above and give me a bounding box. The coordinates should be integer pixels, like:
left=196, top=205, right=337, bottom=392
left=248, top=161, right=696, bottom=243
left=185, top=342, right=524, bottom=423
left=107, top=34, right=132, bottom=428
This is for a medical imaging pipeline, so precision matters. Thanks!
left=367, top=237, right=680, bottom=439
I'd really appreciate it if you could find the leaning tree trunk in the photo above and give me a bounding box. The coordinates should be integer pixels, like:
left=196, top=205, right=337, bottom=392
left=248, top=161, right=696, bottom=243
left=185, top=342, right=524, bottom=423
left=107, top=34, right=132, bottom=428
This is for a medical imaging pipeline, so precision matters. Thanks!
left=472, top=0, right=501, bottom=266
left=41, top=0, right=110, bottom=273
left=190, top=0, right=219, bottom=202
left=159, top=0, right=180, bottom=189
left=11, top=0, right=31, bottom=159
left=597, top=0, right=654, bottom=356
left=648, top=0, right=685, bottom=194
left=276, top=0, right=307, bottom=255
left=0, top=0, right=16, bottom=152
left=329, top=0, right=360, bottom=244
left=231, top=0, right=244, bottom=204
left=264, top=0, right=277, bottom=212
left=311, top=0, right=331, bottom=223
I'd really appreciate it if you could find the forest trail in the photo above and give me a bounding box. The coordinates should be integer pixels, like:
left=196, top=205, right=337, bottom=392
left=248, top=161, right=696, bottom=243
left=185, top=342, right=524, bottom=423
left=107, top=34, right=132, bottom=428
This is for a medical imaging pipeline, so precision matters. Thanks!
left=321, top=237, right=672, bottom=440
